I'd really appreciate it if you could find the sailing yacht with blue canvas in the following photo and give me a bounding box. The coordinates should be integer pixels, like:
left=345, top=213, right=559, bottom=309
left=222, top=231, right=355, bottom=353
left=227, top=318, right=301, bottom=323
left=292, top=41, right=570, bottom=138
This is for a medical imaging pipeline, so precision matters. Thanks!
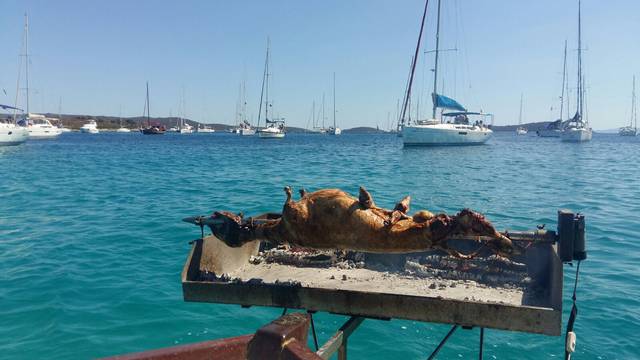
left=400, top=0, right=492, bottom=146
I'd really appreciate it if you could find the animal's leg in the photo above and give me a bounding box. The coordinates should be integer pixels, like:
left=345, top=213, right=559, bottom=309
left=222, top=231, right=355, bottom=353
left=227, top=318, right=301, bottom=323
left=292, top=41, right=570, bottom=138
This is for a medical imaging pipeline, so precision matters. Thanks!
left=358, top=186, right=375, bottom=209
left=385, top=210, right=411, bottom=227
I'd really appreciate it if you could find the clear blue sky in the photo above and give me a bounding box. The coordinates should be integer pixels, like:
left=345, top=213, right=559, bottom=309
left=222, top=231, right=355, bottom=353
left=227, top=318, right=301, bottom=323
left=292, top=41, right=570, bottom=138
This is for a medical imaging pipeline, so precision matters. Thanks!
left=1, top=0, right=638, bottom=130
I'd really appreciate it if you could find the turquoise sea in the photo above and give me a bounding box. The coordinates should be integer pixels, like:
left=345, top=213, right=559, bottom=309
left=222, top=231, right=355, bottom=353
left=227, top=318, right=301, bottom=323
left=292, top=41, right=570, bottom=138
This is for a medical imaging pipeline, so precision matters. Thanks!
left=0, top=132, right=638, bottom=359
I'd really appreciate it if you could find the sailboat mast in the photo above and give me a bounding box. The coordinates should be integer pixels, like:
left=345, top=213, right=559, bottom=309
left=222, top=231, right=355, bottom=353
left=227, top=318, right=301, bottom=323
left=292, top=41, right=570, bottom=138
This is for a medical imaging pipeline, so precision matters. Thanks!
left=146, top=82, right=150, bottom=126
left=265, top=38, right=270, bottom=123
left=518, top=93, right=523, bottom=125
left=256, top=39, right=269, bottom=129
left=333, top=72, right=337, bottom=128
left=23, top=14, right=30, bottom=115
left=431, top=0, right=442, bottom=119
left=322, top=93, right=325, bottom=129
left=632, top=75, right=636, bottom=130
left=576, top=0, right=583, bottom=119
left=399, top=0, right=429, bottom=127
left=559, top=40, right=567, bottom=121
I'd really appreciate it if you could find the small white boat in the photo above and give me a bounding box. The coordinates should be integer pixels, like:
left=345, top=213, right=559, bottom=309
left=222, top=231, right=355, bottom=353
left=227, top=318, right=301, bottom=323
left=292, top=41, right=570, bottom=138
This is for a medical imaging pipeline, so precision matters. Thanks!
left=58, top=126, right=72, bottom=133
left=240, top=127, right=255, bottom=136
left=619, top=76, right=637, bottom=136
left=116, top=127, right=131, bottom=133
left=515, top=94, right=527, bottom=135
left=80, top=120, right=99, bottom=134
left=178, top=123, right=194, bottom=134
left=258, top=121, right=285, bottom=138
left=328, top=127, right=342, bottom=135
left=18, top=114, right=63, bottom=139
left=197, top=125, right=215, bottom=133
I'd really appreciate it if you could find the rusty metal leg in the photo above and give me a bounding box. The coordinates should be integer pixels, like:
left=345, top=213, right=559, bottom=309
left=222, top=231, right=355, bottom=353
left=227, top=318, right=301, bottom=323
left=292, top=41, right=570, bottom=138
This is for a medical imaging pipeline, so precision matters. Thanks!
left=338, top=341, right=347, bottom=360
left=427, top=325, right=458, bottom=360
left=316, top=317, right=364, bottom=360
left=479, top=328, right=484, bottom=360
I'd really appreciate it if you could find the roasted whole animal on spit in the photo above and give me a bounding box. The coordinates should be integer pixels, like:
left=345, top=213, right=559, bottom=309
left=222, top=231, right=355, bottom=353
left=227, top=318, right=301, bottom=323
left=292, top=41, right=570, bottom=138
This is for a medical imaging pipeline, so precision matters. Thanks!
left=209, top=187, right=515, bottom=258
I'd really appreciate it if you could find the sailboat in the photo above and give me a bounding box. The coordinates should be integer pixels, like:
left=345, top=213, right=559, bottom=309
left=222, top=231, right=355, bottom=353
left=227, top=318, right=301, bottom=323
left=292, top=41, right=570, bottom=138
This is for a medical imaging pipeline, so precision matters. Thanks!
left=619, top=76, right=637, bottom=136
left=256, top=39, right=285, bottom=139
left=538, top=41, right=568, bottom=137
left=15, top=14, right=61, bottom=140
left=561, top=0, right=592, bottom=142
left=516, top=94, right=528, bottom=135
left=140, top=82, right=166, bottom=135
left=401, top=0, right=492, bottom=146
left=177, top=90, right=193, bottom=134
left=0, top=104, right=29, bottom=146
left=116, top=110, right=131, bottom=133
left=328, top=73, right=341, bottom=135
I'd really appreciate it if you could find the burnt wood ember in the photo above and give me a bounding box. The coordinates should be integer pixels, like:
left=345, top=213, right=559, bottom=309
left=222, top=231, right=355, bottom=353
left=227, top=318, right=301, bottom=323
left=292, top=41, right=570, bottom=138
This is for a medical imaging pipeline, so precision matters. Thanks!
left=210, top=187, right=514, bottom=258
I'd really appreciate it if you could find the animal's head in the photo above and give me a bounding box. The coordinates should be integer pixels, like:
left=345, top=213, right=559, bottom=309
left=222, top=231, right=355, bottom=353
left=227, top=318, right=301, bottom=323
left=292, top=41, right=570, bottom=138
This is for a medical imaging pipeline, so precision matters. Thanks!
left=211, top=211, right=245, bottom=247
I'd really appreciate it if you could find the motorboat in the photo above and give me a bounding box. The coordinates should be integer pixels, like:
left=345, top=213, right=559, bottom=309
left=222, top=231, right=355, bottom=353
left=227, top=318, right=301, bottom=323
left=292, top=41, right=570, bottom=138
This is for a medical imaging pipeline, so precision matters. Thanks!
left=197, top=125, right=215, bottom=133
left=80, top=120, right=100, bottom=134
left=18, top=113, right=62, bottom=139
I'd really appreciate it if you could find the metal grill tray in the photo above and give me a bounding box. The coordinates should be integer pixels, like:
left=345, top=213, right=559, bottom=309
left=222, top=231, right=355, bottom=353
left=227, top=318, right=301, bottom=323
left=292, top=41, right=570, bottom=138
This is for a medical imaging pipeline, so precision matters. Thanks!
left=182, top=235, right=562, bottom=335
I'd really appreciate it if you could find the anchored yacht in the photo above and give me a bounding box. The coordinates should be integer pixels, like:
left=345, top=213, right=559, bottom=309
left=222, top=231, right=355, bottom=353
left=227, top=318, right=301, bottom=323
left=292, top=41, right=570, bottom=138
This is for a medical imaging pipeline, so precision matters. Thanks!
left=18, top=114, right=62, bottom=139
left=80, top=120, right=99, bottom=134
left=561, top=1, right=592, bottom=143
left=0, top=105, right=29, bottom=146
left=400, top=0, right=492, bottom=146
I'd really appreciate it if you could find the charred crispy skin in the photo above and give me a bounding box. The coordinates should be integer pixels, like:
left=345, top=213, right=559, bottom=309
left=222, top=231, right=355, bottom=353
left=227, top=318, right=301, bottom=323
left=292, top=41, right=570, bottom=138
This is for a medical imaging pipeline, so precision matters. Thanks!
left=211, top=187, right=514, bottom=258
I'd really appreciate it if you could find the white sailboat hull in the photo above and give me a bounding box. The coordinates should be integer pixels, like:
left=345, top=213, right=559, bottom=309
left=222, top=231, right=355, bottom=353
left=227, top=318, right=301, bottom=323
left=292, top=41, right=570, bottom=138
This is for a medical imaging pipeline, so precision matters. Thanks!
left=240, top=128, right=256, bottom=136
left=561, top=127, right=592, bottom=142
left=116, top=128, right=131, bottom=133
left=258, top=131, right=285, bottom=138
left=402, top=123, right=492, bottom=146
left=0, top=124, right=29, bottom=146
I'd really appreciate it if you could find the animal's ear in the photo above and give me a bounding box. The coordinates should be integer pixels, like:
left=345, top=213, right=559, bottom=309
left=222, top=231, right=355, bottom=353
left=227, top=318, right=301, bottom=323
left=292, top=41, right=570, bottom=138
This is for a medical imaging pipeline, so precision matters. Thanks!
left=358, top=186, right=375, bottom=209
left=394, top=195, right=411, bottom=213
left=284, top=186, right=293, bottom=202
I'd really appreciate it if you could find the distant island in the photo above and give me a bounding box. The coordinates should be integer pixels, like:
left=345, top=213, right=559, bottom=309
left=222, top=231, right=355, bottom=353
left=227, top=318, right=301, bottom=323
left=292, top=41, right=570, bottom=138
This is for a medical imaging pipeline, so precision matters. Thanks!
left=0, top=112, right=564, bottom=133
left=0, top=112, right=394, bottom=134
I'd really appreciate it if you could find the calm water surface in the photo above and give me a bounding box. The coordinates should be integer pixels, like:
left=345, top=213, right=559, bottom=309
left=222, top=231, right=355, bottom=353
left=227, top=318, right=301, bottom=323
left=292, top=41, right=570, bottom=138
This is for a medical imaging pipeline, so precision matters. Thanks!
left=0, top=132, right=638, bottom=359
